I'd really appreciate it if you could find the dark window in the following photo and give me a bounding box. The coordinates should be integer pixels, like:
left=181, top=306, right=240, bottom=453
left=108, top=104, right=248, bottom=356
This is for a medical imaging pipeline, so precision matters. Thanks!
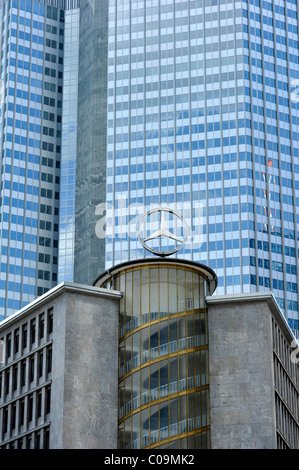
left=6, top=334, right=11, bottom=359
left=47, top=347, right=52, bottom=374
left=39, top=315, right=45, bottom=339
left=19, top=400, right=25, bottom=426
left=37, top=392, right=42, bottom=418
left=38, top=352, right=43, bottom=378
left=13, top=365, right=18, bottom=391
left=30, top=320, right=36, bottom=345
left=14, top=329, right=19, bottom=354
left=47, top=310, right=53, bottom=334
left=11, top=404, right=16, bottom=430
left=30, top=357, right=35, bottom=382
left=2, top=407, right=8, bottom=434
left=45, top=387, right=51, bottom=414
left=5, top=370, right=10, bottom=395
left=28, top=395, right=34, bottom=422
left=21, top=361, right=26, bottom=387
left=22, top=324, right=28, bottom=350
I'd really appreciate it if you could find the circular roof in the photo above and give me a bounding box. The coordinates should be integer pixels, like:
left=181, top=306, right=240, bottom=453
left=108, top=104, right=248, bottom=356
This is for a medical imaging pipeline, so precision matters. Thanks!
left=93, top=258, right=218, bottom=295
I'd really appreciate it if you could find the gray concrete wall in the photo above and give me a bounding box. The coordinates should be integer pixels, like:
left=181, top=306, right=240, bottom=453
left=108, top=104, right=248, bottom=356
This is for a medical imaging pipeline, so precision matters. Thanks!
left=50, top=286, right=120, bottom=449
left=74, top=0, right=108, bottom=285
left=207, top=294, right=277, bottom=449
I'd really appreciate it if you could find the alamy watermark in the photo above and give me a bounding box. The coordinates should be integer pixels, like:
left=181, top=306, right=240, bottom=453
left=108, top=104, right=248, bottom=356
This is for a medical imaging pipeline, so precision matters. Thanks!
left=291, top=339, right=299, bottom=365
left=0, top=80, right=4, bottom=105
left=286, top=79, right=299, bottom=363
left=95, top=199, right=203, bottom=247
left=291, top=79, right=299, bottom=104
left=0, top=340, right=5, bottom=365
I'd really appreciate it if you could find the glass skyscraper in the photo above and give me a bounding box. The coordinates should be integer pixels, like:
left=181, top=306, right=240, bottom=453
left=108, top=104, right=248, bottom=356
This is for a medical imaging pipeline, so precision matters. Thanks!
left=58, top=5, right=80, bottom=283
left=103, top=0, right=299, bottom=337
left=0, top=0, right=79, bottom=320
left=1, top=0, right=299, bottom=339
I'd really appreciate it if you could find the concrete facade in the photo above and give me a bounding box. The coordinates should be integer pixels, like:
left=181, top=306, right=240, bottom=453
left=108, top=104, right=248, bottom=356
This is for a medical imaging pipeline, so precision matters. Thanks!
left=207, top=292, right=299, bottom=449
left=74, top=0, right=108, bottom=285
left=0, top=282, right=121, bottom=449
left=0, top=282, right=298, bottom=449
left=49, top=285, right=121, bottom=449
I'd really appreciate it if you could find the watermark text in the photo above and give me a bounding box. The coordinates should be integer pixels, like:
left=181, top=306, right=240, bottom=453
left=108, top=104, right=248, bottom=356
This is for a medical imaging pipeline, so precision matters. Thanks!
left=291, top=339, right=299, bottom=365
left=95, top=200, right=203, bottom=247
left=291, top=79, right=299, bottom=104
left=0, top=340, right=5, bottom=364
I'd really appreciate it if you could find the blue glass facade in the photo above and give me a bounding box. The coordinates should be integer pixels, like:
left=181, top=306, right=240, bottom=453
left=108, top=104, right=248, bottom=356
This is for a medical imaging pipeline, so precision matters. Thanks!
left=0, top=0, right=65, bottom=320
left=105, top=0, right=299, bottom=336
left=58, top=7, right=79, bottom=283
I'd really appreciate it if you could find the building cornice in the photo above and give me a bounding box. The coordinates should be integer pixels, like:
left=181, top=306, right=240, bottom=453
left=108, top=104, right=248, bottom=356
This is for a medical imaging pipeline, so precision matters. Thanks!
left=206, top=291, right=297, bottom=344
left=0, top=282, right=122, bottom=330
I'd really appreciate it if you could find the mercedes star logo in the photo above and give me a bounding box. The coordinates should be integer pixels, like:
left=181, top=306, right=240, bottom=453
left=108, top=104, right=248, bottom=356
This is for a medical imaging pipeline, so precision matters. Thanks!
left=137, top=207, right=189, bottom=257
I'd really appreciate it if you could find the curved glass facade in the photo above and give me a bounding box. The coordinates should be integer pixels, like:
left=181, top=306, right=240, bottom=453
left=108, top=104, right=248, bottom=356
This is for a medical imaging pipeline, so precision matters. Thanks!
left=96, top=259, right=217, bottom=449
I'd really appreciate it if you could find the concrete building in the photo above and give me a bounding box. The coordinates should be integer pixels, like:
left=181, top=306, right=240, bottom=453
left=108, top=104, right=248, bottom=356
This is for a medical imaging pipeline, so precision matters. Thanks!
left=0, top=258, right=298, bottom=449
left=0, top=281, right=121, bottom=449
left=207, top=291, right=299, bottom=449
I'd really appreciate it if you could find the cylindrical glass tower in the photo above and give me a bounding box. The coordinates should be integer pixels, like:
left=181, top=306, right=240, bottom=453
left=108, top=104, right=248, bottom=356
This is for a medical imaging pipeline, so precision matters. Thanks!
left=94, top=258, right=217, bottom=449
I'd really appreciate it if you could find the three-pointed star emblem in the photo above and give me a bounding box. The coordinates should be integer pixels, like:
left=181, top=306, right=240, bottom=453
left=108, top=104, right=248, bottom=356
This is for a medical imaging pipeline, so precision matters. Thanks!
left=143, top=210, right=183, bottom=244
left=137, top=207, right=189, bottom=257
